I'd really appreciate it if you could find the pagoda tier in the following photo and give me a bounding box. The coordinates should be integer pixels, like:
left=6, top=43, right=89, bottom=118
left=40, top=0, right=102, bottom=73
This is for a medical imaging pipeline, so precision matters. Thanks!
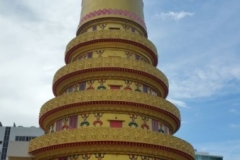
left=29, top=0, right=194, bottom=160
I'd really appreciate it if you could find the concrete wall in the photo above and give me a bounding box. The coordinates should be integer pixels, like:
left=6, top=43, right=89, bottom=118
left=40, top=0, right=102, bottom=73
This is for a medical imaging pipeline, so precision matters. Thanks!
left=0, top=126, right=44, bottom=160
left=7, top=142, right=32, bottom=159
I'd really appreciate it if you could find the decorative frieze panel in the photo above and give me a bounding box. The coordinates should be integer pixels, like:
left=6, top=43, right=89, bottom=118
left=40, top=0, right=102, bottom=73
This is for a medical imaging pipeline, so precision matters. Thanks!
left=71, top=49, right=150, bottom=64
left=48, top=113, right=170, bottom=135
left=81, top=23, right=142, bottom=35
left=53, top=58, right=168, bottom=97
left=48, top=154, right=174, bottom=160
left=63, top=79, right=158, bottom=96
left=65, top=30, right=157, bottom=61
left=39, top=90, right=180, bottom=133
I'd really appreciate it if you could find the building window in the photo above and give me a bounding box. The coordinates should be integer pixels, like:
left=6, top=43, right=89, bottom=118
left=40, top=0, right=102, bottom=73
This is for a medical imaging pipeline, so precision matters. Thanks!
left=93, top=26, right=97, bottom=31
left=69, top=115, right=78, bottom=129
left=0, top=141, right=2, bottom=144
left=108, top=56, right=121, bottom=58
left=56, top=120, right=62, bottom=131
left=131, top=27, right=136, bottom=33
left=68, top=87, right=73, bottom=93
left=152, top=119, right=158, bottom=131
left=87, top=52, right=93, bottom=58
left=1, top=127, right=11, bottom=160
left=109, top=27, right=120, bottom=30
left=110, top=120, right=123, bottom=128
left=15, top=136, right=36, bottom=142
left=142, top=85, right=148, bottom=93
left=79, top=82, right=86, bottom=91
left=109, top=85, right=121, bottom=90
left=135, top=54, right=140, bottom=60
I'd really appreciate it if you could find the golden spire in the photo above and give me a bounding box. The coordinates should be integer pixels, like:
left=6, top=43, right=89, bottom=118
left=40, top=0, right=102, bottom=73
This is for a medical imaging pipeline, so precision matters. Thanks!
left=29, top=1, right=194, bottom=160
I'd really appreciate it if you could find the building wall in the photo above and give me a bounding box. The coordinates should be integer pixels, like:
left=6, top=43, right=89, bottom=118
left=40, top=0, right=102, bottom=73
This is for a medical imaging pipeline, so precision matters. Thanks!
left=0, top=127, right=10, bottom=160
left=7, top=142, right=33, bottom=158
left=0, top=126, right=44, bottom=160
left=48, top=113, right=171, bottom=135
left=9, top=127, right=44, bottom=142
left=195, top=152, right=223, bottom=160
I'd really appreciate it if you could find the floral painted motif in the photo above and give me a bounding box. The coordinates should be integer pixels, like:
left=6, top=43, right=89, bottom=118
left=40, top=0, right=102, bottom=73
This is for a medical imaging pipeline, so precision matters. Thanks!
left=99, top=23, right=107, bottom=30
left=124, top=80, right=132, bottom=90
left=141, top=116, right=149, bottom=130
left=129, top=114, right=138, bottom=127
left=62, top=118, right=69, bottom=130
left=97, top=79, right=106, bottom=90
left=82, top=154, right=91, bottom=160
left=79, top=54, right=87, bottom=60
left=158, top=123, right=165, bottom=133
left=80, top=114, right=90, bottom=127
left=87, top=80, right=95, bottom=90
left=95, top=153, right=105, bottom=160
left=69, top=155, right=79, bottom=160
left=141, top=156, right=150, bottom=160
left=122, top=24, right=131, bottom=30
left=73, top=84, right=79, bottom=92
left=125, top=51, right=133, bottom=58
left=93, top=113, right=103, bottom=126
left=96, top=50, right=105, bottom=57
left=129, top=155, right=138, bottom=160
left=135, top=82, right=142, bottom=92
left=149, top=88, right=158, bottom=96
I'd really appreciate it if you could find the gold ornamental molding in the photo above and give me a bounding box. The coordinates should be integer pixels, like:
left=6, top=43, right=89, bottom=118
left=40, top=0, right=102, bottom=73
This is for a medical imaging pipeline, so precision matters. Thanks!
left=65, top=30, right=158, bottom=65
left=53, top=57, right=168, bottom=96
left=40, top=90, right=179, bottom=119
left=39, top=90, right=180, bottom=132
left=54, top=70, right=166, bottom=97
left=29, top=128, right=194, bottom=160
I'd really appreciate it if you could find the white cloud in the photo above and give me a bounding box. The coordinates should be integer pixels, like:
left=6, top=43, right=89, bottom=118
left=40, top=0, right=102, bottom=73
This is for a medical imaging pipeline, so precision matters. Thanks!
left=156, top=11, right=195, bottom=20
left=167, top=98, right=189, bottom=108
left=0, top=0, right=82, bottom=127
left=166, top=55, right=240, bottom=99
left=229, top=124, right=240, bottom=128
left=229, top=109, right=239, bottom=114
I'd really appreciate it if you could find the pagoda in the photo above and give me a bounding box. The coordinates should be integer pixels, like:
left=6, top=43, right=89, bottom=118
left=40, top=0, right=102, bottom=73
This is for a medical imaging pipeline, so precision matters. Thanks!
left=29, top=0, right=194, bottom=160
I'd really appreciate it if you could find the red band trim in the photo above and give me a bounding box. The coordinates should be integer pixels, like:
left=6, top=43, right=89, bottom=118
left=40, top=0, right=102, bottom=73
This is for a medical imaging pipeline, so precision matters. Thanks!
left=30, top=141, right=193, bottom=160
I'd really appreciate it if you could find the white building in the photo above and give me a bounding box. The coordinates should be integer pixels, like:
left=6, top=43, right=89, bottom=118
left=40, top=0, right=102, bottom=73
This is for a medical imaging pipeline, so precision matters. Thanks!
left=195, top=151, right=223, bottom=160
left=0, top=122, right=44, bottom=160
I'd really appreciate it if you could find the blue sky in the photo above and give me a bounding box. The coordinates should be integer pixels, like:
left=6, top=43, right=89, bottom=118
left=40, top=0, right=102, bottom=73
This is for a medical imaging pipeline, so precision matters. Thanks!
left=0, top=0, right=239, bottom=159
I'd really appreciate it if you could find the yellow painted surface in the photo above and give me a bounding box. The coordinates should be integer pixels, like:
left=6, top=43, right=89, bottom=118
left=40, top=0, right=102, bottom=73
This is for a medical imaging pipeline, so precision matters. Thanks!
left=47, top=154, right=161, bottom=160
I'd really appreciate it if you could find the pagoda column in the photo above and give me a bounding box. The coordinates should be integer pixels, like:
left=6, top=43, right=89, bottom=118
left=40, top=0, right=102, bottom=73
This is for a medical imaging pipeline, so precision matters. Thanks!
left=29, top=0, right=194, bottom=160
